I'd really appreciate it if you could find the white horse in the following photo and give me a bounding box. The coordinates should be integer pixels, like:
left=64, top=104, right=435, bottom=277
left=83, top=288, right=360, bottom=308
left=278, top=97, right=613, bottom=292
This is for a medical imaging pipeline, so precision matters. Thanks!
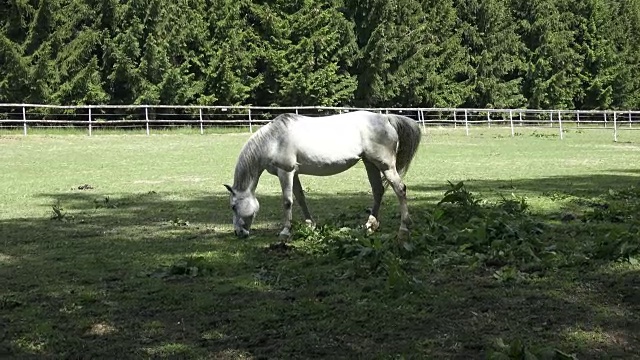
left=224, top=110, right=422, bottom=240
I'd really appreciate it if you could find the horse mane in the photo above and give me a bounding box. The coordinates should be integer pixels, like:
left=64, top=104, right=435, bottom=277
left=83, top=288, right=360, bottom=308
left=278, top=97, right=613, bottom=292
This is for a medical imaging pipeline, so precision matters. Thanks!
left=232, top=113, right=294, bottom=191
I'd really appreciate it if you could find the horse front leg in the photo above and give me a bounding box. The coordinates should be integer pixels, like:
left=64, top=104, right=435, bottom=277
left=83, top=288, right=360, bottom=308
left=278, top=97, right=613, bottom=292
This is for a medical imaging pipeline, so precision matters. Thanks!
left=363, top=159, right=384, bottom=234
left=293, top=174, right=314, bottom=228
left=277, top=169, right=295, bottom=239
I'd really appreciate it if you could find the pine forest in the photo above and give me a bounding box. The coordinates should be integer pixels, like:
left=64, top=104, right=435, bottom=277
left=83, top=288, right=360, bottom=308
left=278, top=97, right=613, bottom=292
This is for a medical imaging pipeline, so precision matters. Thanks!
left=2, top=0, right=640, bottom=110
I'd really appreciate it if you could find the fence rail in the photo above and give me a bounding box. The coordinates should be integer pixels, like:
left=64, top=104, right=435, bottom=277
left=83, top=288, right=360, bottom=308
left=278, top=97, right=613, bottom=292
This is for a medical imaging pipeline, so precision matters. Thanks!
left=1, top=104, right=639, bottom=141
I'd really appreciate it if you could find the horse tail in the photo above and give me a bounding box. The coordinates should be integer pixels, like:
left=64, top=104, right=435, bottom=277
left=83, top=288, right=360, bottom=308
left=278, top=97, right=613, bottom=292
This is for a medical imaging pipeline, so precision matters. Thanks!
left=386, top=114, right=422, bottom=181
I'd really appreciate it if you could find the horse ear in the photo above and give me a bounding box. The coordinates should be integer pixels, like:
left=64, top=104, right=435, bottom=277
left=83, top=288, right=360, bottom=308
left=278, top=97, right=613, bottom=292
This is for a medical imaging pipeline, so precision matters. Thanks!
left=223, top=184, right=234, bottom=194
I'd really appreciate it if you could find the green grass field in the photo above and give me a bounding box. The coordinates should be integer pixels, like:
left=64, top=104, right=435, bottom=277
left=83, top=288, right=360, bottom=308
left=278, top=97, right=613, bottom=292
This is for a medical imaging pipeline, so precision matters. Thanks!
left=1, top=127, right=640, bottom=359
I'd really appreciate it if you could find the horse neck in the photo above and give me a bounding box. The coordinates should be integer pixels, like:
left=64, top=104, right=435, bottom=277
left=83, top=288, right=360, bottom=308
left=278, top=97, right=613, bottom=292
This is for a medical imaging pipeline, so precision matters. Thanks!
left=232, top=142, right=266, bottom=194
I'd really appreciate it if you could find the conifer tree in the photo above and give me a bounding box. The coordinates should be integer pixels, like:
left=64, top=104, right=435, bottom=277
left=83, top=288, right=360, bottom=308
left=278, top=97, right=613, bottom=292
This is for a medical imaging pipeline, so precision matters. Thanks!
left=347, top=0, right=470, bottom=107
left=0, top=35, right=31, bottom=102
left=275, top=0, right=358, bottom=106
left=456, top=0, right=526, bottom=108
left=572, top=0, right=619, bottom=109
left=103, top=28, right=142, bottom=104
left=610, top=0, right=640, bottom=109
left=2, top=0, right=640, bottom=109
left=199, top=0, right=262, bottom=105
left=398, top=0, right=470, bottom=107
left=514, top=0, right=583, bottom=109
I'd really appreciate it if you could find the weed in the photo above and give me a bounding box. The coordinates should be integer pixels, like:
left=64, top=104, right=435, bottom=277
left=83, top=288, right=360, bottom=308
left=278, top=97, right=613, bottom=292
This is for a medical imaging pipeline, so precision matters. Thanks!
left=94, top=196, right=118, bottom=209
left=589, top=227, right=640, bottom=264
left=437, top=180, right=483, bottom=221
left=50, top=203, right=66, bottom=221
left=531, top=131, right=559, bottom=138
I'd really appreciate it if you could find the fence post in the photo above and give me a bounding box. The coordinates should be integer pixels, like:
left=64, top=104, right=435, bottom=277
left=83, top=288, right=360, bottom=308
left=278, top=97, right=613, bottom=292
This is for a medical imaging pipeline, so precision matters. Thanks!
left=487, top=111, right=491, bottom=128
left=248, top=108, right=253, bottom=134
left=145, top=106, right=150, bottom=136
left=577, top=111, right=580, bottom=128
left=199, top=108, right=204, bottom=135
left=419, top=109, right=425, bottom=133
left=630, top=111, right=633, bottom=129
left=549, top=111, right=553, bottom=127
left=509, top=110, right=514, bottom=137
left=519, top=111, right=523, bottom=126
left=22, top=106, right=27, bottom=136
left=614, top=111, right=618, bottom=142
left=464, top=109, right=469, bottom=136
left=604, top=112, right=607, bottom=128
left=453, top=111, right=457, bottom=129
left=88, top=106, right=92, bottom=136
left=558, top=111, right=563, bottom=140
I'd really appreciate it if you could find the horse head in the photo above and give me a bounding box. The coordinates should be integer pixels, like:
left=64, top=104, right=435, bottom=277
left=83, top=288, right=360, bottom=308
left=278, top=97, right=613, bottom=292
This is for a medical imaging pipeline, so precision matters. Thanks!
left=224, top=184, right=259, bottom=238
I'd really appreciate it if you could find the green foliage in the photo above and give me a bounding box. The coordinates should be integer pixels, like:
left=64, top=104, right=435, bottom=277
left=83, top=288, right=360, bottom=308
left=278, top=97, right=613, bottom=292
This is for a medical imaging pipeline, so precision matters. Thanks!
left=290, top=182, right=544, bottom=289
left=0, top=34, right=31, bottom=103
left=199, top=0, right=259, bottom=105
left=579, top=187, right=640, bottom=263
left=273, top=0, right=358, bottom=106
left=515, top=0, right=584, bottom=109
left=292, top=223, right=414, bottom=290
left=437, top=180, right=483, bottom=221
left=610, top=0, right=640, bottom=109
left=346, top=0, right=470, bottom=107
left=589, top=227, right=640, bottom=264
left=292, top=179, right=640, bottom=293
left=430, top=182, right=553, bottom=272
left=456, top=0, right=526, bottom=108
left=2, top=0, right=640, bottom=108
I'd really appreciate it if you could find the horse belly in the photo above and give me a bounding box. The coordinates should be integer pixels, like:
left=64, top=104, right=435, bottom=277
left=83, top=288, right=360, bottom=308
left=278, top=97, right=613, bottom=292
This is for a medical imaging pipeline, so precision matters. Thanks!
left=289, top=118, right=366, bottom=176
left=297, top=157, right=361, bottom=176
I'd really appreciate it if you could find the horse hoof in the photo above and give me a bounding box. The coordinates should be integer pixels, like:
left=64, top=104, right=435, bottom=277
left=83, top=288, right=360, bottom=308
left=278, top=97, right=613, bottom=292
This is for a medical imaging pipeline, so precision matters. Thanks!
left=304, top=219, right=316, bottom=229
left=278, top=228, right=292, bottom=240
left=365, top=215, right=380, bottom=234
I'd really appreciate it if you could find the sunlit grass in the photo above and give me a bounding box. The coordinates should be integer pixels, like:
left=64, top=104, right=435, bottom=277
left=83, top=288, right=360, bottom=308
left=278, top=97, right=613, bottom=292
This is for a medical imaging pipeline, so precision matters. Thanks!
left=1, top=128, right=639, bottom=358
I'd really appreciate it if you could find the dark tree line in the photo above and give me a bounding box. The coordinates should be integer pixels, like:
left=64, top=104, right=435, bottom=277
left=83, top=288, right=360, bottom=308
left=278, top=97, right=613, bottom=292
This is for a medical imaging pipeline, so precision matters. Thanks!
left=2, top=0, right=640, bottom=109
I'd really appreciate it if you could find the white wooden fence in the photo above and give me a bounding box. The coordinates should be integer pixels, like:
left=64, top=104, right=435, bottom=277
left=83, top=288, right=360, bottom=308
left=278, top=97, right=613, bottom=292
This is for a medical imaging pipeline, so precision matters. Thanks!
left=1, top=104, right=639, bottom=141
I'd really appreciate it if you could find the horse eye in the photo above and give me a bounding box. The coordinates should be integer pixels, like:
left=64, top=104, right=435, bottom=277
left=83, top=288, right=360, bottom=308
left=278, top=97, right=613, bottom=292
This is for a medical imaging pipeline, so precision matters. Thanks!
left=231, top=205, right=236, bottom=211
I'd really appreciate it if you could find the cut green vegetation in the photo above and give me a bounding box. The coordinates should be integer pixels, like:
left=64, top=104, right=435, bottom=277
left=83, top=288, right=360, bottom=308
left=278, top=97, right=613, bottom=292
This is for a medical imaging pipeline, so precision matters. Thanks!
left=1, top=128, right=639, bottom=359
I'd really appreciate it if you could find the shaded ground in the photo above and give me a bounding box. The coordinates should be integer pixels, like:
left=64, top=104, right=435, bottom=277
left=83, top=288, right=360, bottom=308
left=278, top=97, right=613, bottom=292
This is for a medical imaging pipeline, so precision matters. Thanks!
left=1, top=169, right=640, bottom=359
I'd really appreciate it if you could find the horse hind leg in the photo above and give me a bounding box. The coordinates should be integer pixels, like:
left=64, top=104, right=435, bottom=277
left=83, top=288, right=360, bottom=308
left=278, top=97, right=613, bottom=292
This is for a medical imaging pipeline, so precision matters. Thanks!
left=293, top=174, right=315, bottom=228
left=277, top=169, right=295, bottom=239
left=363, top=159, right=384, bottom=234
left=381, top=167, right=411, bottom=241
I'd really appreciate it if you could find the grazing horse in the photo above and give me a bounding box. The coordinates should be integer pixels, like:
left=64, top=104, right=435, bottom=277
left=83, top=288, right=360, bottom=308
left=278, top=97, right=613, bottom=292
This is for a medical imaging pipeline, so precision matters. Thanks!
left=224, top=110, right=422, bottom=240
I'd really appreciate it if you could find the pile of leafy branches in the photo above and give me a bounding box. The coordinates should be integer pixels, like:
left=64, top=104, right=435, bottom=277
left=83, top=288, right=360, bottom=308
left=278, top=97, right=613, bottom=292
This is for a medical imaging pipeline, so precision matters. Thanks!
left=291, top=181, right=640, bottom=286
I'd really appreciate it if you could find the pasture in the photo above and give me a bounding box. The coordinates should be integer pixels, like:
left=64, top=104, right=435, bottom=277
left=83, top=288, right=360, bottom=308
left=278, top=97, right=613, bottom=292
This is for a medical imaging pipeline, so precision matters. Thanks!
left=1, top=127, right=640, bottom=359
